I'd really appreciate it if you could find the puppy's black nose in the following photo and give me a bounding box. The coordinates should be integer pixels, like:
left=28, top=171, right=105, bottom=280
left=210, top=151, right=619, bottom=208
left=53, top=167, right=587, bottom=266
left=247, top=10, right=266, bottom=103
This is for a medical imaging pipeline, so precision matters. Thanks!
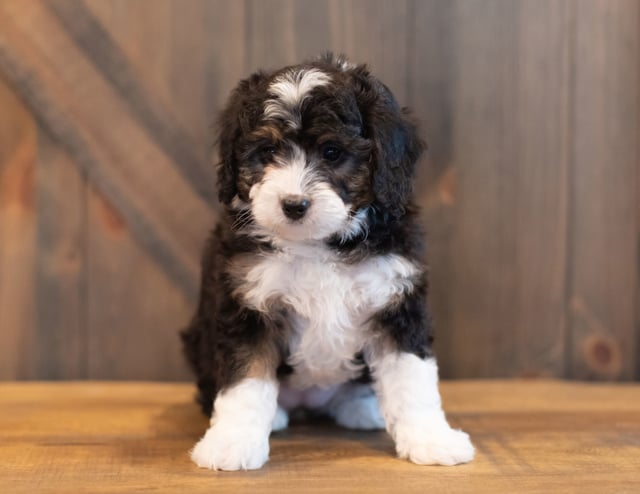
left=281, top=195, right=311, bottom=220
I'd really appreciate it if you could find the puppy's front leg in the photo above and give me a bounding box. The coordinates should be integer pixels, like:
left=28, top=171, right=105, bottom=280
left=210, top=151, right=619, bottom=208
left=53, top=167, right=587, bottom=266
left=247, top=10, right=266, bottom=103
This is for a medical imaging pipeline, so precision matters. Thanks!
left=371, top=351, right=474, bottom=465
left=191, top=372, right=278, bottom=471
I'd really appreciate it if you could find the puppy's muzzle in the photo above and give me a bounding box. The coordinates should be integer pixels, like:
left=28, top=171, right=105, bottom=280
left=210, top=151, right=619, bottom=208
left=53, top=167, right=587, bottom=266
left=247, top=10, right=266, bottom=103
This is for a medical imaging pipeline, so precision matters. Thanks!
left=281, top=195, right=311, bottom=221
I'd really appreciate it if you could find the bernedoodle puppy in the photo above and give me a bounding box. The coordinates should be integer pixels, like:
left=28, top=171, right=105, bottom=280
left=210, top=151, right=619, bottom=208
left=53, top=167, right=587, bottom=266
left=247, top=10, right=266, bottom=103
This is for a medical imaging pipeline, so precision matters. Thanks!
left=181, top=53, right=474, bottom=471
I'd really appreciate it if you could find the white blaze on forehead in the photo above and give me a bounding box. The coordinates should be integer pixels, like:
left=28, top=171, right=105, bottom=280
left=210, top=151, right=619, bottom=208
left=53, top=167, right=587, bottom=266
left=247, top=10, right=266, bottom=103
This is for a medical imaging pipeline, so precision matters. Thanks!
left=264, top=68, right=331, bottom=128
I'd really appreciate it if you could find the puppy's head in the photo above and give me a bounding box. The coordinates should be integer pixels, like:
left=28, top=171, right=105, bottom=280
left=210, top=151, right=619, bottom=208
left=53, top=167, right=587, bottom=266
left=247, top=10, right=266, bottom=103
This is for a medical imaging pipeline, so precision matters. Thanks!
left=217, top=54, right=424, bottom=243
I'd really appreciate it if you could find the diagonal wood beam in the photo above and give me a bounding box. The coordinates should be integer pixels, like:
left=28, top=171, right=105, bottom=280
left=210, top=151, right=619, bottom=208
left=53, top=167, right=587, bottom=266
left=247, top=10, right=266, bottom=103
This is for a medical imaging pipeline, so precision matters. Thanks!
left=0, top=2, right=215, bottom=301
left=47, top=0, right=217, bottom=209
left=0, top=44, right=199, bottom=301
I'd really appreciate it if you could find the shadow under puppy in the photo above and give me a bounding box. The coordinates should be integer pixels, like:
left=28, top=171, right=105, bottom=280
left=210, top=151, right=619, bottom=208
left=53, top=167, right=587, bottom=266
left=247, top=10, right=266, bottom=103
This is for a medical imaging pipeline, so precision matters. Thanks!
left=181, top=54, right=474, bottom=470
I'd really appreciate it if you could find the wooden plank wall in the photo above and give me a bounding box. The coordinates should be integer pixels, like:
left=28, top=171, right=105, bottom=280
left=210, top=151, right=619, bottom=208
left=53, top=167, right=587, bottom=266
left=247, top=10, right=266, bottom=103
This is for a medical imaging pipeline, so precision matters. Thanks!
left=0, top=0, right=638, bottom=381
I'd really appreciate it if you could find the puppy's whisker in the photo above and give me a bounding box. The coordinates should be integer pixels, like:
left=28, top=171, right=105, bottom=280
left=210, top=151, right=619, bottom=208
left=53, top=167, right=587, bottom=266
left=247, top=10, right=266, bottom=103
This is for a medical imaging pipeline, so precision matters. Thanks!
left=231, top=210, right=254, bottom=231
left=234, top=211, right=252, bottom=226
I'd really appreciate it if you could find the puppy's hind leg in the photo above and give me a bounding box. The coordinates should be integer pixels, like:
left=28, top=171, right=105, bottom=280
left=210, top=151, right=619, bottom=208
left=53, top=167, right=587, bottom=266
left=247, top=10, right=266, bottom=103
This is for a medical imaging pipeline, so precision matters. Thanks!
left=271, top=405, right=289, bottom=432
left=325, top=382, right=385, bottom=430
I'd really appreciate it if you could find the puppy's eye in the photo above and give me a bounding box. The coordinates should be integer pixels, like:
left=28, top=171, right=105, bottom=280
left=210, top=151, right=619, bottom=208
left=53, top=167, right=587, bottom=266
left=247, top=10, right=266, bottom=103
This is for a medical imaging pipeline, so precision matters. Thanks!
left=256, top=144, right=277, bottom=163
left=322, top=144, right=343, bottom=162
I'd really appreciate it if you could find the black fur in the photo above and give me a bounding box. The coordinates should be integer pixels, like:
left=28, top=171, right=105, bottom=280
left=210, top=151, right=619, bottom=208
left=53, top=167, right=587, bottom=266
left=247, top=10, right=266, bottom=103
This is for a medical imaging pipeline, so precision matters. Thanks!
left=217, top=71, right=270, bottom=204
left=350, top=69, right=424, bottom=219
left=182, top=54, right=433, bottom=416
left=181, top=227, right=267, bottom=414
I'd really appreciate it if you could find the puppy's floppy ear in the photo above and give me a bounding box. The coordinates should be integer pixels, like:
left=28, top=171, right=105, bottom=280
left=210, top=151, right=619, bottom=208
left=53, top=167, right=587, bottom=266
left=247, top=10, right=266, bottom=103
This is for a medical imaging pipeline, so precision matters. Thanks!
left=216, top=71, right=268, bottom=205
left=352, top=67, right=425, bottom=218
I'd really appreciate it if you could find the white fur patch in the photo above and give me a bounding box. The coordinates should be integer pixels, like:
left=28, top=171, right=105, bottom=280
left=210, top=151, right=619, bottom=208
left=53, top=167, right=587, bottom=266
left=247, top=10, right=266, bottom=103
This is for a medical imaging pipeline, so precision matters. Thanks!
left=337, top=207, right=369, bottom=243
left=264, top=68, right=331, bottom=128
left=368, top=353, right=475, bottom=466
left=271, top=405, right=289, bottom=432
left=190, top=378, right=278, bottom=470
left=249, top=145, right=351, bottom=242
left=236, top=249, right=419, bottom=388
left=325, top=383, right=385, bottom=430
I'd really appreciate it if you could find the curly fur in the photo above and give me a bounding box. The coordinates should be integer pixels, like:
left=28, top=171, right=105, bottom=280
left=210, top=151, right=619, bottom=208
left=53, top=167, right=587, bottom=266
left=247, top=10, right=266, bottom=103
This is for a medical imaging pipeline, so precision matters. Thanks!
left=181, top=53, right=473, bottom=470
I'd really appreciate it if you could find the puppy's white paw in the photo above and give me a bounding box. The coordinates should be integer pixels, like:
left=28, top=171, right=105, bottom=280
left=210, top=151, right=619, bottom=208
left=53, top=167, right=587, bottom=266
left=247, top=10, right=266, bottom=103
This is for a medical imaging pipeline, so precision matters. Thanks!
left=333, top=393, right=385, bottom=430
left=271, top=405, right=289, bottom=432
left=395, top=423, right=475, bottom=466
left=190, top=423, right=269, bottom=471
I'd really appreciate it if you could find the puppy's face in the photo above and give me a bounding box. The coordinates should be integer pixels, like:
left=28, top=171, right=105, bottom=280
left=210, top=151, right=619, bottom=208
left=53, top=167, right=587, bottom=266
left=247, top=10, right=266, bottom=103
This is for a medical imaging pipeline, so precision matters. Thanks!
left=217, top=56, right=423, bottom=243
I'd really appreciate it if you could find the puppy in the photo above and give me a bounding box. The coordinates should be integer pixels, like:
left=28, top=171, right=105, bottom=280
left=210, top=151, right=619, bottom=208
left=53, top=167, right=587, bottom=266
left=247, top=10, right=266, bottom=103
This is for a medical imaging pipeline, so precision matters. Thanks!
left=181, top=54, right=474, bottom=471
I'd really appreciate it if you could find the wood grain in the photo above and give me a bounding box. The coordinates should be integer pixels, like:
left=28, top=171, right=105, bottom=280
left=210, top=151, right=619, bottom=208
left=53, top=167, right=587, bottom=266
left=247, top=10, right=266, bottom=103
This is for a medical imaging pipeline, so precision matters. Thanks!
left=34, top=133, right=86, bottom=378
left=246, top=0, right=411, bottom=99
left=432, top=1, right=571, bottom=378
left=0, top=0, right=638, bottom=381
left=85, top=185, right=193, bottom=381
left=293, top=0, right=332, bottom=61
left=0, top=77, right=37, bottom=378
left=326, top=0, right=411, bottom=102
left=0, top=380, right=639, bottom=493
left=409, top=0, right=461, bottom=377
left=0, top=0, right=212, bottom=299
left=82, top=1, right=207, bottom=381
left=567, top=0, right=639, bottom=380
left=246, top=0, right=297, bottom=70
left=166, top=0, right=246, bottom=150
left=49, top=0, right=216, bottom=207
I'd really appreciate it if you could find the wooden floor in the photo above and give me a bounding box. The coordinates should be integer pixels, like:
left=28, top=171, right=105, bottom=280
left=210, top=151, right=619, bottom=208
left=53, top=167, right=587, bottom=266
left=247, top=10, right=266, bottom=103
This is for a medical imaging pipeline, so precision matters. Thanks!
left=1, top=381, right=639, bottom=493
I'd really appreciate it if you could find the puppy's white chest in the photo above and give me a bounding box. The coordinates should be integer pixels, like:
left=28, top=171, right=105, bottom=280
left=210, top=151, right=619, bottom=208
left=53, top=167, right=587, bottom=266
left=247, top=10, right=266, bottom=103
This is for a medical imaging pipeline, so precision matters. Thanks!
left=240, top=249, right=418, bottom=387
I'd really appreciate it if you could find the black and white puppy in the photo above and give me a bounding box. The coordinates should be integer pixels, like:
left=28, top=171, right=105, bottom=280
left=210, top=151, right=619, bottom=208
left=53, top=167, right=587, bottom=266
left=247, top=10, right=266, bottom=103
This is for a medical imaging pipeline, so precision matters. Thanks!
left=182, top=54, right=474, bottom=471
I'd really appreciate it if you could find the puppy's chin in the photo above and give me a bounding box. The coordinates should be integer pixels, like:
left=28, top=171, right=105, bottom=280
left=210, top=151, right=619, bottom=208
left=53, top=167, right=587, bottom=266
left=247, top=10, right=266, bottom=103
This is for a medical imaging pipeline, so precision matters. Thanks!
left=249, top=182, right=351, bottom=243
